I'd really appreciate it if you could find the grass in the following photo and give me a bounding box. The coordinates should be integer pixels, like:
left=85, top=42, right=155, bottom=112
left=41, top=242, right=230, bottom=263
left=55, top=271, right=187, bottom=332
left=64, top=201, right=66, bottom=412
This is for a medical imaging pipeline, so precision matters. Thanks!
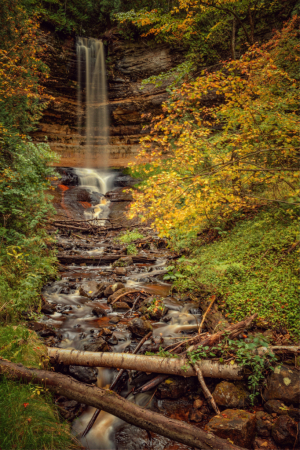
left=0, top=325, right=79, bottom=450
left=171, top=209, right=300, bottom=338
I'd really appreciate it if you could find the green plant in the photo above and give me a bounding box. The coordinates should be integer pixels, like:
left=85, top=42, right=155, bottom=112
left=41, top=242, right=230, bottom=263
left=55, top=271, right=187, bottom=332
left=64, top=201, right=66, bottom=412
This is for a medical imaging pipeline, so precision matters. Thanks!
left=126, top=243, right=138, bottom=255
left=118, top=229, right=144, bottom=244
left=146, top=345, right=179, bottom=358
left=187, top=336, right=278, bottom=404
left=146, top=297, right=165, bottom=314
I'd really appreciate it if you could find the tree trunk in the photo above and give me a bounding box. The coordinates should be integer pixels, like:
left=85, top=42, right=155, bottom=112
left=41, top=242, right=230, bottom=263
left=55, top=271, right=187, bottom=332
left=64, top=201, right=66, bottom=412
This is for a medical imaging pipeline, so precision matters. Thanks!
left=48, top=348, right=244, bottom=380
left=57, top=254, right=156, bottom=265
left=0, top=360, right=247, bottom=450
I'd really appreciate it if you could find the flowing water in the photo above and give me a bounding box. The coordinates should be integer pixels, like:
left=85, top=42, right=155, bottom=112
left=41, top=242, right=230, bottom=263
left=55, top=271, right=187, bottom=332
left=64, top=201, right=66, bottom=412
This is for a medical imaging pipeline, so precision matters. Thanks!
left=43, top=36, right=200, bottom=449
left=77, top=38, right=109, bottom=168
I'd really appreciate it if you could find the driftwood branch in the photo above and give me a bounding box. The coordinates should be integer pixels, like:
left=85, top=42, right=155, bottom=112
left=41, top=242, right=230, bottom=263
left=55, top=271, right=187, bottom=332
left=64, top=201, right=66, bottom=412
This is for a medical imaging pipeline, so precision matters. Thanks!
left=198, top=295, right=217, bottom=334
left=48, top=348, right=244, bottom=380
left=194, top=363, right=220, bottom=415
left=0, top=360, right=247, bottom=450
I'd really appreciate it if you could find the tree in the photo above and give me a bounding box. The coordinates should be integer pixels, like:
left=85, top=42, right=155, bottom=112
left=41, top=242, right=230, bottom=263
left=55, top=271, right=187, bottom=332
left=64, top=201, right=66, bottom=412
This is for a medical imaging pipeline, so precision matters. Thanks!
left=128, top=17, right=300, bottom=236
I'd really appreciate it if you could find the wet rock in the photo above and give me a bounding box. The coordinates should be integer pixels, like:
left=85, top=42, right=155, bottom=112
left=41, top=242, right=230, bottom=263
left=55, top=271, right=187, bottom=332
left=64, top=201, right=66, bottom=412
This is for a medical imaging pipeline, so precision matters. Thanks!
left=212, top=381, right=250, bottom=409
left=55, top=396, right=85, bottom=421
left=109, top=316, right=120, bottom=324
left=104, top=283, right=126, bottom=299
left=108, top=334, right=118, bottom=345
left=112, top=302, right=130, bottom=311
left=69, top=365, right=97, bottom=384
left=112, top=256, right=133, bottom=268
left=114, top=267, right=127, bottom=275
left=104, top=285, right=114, bottom=297
left=255, top=411, right=272, bottom=437
left=253, top=437, right=271, bottom=449
left=99, top=327, right=113, bottom=337
left=193, top=398, right=204, bottom=409
left=107, top=287, right=137, bottom=304
left=28, top=322, right=57, bottom=338
left=288, top=406, right=300, bottom=421
left=263, top=365, right=300, bottom=405
left=271, top=415, right=297, bottom=447
left=41, top=302, right=56, bottom=315
left=91, top=306, right=107, bottom=317
left=128, top=317, right=153, bottom=337
left=264, top=399, right=289, bottom=415
left=83, top=337, right=110, bottom=352
left=79, top=281, right=107, bottom=299
left=189, top=409, right=205, bottom=422
left=156, top=376, right=196, bottom=400
left=76, top=188, right=91, bottom=203
left=207, top=409, right=256, bottom=449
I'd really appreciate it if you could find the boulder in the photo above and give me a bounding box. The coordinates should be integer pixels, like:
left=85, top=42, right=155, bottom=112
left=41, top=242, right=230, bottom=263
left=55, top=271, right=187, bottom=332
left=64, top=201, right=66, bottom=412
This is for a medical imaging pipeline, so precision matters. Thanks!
left=264, top=399, right=289, bottom=416
left=193, top=398, right=204, bottom=409
left=112, top=302, right=130, bottom=311
left=288, top=407, right=300, bottom=421
left=189, top=409, right=205, bottom=422
left=41, top=302, right=56, bottom=315
left=109, top=316, right=120, bottom=324
left=69, top=365, right=97, bottom=384
left=253, top=437, right=271, bottom=449
left=271, top=415, right=297, bottom=448
left=263, top=365, right=300, bottom=405
left=156, top=376, right=197, bottom=400
left=114, top=267, right=127, bottom=275
left=112, top=256, right=133, bottom=268
left=107, top=287, right=137, bottom=305
left=79, top=281, right=107, bottom=299
left=128, top=317, right=153, bottom=337
left=99, top=327, right=113, bottom=337
left=212, top=381, right=249, bottom=409
left=83, top=337, right=110, bottom=352
left=92, top=306, right=107, bottom=317
left=255, top=411, right=272, bottom=437
left=207, top=409, right=256, bottom=449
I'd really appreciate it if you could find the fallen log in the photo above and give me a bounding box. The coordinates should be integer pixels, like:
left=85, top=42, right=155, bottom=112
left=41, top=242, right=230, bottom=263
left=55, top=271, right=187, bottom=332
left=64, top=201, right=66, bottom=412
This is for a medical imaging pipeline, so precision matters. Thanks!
left=57, top=254, right=156, bottom=265
left=187, top=313, right=258, bottom=352
left=0, top=360, right=247, bottom=450
left=48, top=348, right=243, bottom=380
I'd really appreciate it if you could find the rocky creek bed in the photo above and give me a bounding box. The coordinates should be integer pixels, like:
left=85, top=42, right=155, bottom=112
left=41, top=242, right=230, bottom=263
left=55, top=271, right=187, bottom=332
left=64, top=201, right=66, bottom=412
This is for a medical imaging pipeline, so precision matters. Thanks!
left=29, top=170, right=300, bottom=450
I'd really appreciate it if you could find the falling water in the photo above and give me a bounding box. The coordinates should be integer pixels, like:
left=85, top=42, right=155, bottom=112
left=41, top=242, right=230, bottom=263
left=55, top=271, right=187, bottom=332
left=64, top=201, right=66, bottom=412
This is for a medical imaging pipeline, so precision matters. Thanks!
left=77, top=37, right=109, bottom=168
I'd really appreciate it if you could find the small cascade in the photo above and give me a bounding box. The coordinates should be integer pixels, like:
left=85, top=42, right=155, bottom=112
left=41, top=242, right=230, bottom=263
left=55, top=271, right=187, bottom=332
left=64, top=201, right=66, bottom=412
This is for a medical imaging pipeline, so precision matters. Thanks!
left=75, top=168, right=116, bottom=223
left=77, top=38, right=109, bottom=168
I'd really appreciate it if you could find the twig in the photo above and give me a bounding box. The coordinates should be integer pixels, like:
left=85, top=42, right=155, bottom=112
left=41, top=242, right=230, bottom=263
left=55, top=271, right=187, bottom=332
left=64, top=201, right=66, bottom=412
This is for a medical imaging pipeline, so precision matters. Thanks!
left=193, top=362, right=220, bottom=415
left=81, top=331, right=152, bottom=438
left=198, top=295, right=217, bottom=334
left=124, top=295, right=141, bottom=317
left=111, top=290, right=143, bottom=305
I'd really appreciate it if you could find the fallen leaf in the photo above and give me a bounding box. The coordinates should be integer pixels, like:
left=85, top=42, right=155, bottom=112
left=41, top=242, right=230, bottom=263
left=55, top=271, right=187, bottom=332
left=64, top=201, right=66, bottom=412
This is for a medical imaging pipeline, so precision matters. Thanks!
left=23, top=403, right=29, bottom=408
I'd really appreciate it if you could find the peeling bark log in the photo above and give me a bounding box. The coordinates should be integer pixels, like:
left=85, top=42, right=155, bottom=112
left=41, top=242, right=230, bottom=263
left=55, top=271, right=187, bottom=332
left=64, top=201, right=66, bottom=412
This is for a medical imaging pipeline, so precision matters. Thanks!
left=48, top=348, right=244, bottom=379
left=57, top=254, right=156, bottom=265
left=0, top=360, right=247, bottom=450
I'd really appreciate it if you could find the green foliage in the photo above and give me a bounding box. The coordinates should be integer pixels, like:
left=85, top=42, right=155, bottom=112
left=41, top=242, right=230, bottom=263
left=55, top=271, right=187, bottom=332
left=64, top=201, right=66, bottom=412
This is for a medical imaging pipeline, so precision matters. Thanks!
left=118, top=229, right=144, bottom=243
left=0, top=325, right=48, bottom=368
left=0, top=377, right=77, bottom=450
left=170, top=209, right=300, bottom=337
left=116, top=0, right=296, bottom=88
left=188, top=336, right=278, bottom=404
left=146, top=345, right=179, bottom=358
left=126, top=243, right=138, bottom=255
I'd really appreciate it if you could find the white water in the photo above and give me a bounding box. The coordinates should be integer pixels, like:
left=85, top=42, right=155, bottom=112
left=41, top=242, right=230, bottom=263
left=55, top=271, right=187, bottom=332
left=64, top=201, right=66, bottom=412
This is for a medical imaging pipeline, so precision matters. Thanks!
left=77, top=38, right=109, bottom=168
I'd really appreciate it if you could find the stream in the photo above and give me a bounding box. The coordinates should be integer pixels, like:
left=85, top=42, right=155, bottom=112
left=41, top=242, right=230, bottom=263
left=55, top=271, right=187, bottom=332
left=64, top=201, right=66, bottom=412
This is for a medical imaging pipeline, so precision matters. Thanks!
left=41, top=168, right=204, bottom=450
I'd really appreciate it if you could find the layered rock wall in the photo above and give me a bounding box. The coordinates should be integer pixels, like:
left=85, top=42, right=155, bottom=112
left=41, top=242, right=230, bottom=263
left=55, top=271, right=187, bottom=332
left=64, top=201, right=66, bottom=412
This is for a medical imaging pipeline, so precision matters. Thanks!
left=33, top=31, right=180, bottom=167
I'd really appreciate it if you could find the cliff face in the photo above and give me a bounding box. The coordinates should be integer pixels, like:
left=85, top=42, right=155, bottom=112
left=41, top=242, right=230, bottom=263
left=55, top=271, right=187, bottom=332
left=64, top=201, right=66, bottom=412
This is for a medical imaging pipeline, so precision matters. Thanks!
left=33, top=31, right=180, bottom=167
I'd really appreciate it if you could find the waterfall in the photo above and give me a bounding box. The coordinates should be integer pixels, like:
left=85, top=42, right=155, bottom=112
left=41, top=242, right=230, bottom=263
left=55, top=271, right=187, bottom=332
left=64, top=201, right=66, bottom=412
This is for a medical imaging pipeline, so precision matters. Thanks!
left=76, top=37, right=109, bottom=168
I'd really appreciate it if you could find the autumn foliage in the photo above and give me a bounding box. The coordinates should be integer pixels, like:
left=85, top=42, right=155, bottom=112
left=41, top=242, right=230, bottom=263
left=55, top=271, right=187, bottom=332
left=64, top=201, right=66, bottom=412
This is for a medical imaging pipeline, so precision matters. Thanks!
left=128, top=17, right=299, bottom=235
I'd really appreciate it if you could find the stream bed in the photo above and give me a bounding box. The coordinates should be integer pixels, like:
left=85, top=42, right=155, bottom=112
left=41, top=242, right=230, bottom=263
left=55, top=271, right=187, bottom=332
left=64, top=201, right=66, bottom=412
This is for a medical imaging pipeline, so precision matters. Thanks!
left=41, top=168, right=207, bottom=450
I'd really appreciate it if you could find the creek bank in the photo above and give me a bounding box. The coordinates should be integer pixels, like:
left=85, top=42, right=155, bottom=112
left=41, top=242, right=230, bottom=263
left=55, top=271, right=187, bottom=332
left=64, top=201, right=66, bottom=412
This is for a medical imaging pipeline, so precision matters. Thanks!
left=34, top=172, right=300, bottom=450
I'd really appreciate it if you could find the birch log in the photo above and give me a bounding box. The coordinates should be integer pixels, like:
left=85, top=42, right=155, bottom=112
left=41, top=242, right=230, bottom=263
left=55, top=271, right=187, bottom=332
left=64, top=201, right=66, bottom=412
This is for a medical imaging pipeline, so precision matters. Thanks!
left=48, top=348, right=244, bottom=380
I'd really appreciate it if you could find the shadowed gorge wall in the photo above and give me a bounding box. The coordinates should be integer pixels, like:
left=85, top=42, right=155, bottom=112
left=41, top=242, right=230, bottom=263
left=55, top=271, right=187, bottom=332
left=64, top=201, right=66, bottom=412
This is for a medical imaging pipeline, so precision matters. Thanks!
left=33, top=31, right=181, bottom=167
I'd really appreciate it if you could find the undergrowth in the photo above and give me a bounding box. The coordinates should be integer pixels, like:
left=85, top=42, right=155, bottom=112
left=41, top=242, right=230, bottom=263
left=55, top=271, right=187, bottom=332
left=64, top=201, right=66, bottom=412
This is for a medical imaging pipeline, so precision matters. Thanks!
left=0, top=325, right=78, bottom=449
left=168, top=208, right=300, bottom=338
left=117, top=229, right=144, bottom=244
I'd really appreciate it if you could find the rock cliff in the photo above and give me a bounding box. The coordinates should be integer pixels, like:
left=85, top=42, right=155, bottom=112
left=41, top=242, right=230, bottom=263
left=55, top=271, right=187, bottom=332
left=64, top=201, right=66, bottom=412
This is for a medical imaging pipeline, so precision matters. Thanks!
left=33, top=30, right=181, bottom=167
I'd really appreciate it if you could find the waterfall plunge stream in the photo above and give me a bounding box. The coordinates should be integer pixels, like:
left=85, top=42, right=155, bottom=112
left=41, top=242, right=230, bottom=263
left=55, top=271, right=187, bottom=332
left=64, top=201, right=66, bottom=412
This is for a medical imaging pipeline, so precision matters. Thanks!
left=76, top=38, right=115, bottom=221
